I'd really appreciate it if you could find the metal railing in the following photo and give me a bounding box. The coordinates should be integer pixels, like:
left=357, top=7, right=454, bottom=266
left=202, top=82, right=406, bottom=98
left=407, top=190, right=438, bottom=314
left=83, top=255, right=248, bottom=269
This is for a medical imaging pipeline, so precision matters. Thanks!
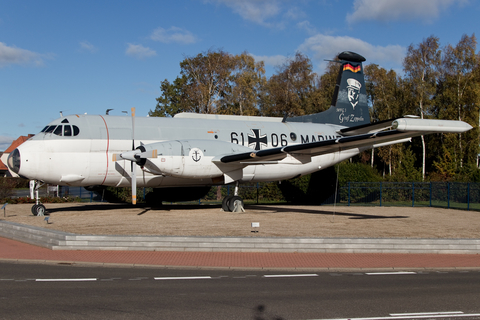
left=329, top=182, right=480, bottom=211
left=8, top=181, right=480, bottom=211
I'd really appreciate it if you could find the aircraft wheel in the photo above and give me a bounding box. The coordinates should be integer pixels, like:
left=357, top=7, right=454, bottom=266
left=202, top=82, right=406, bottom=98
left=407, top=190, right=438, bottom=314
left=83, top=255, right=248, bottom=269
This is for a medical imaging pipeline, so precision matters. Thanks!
left=222, top=195, right=233, bottom=212
left=32, top=204, right=46, bottom=216
left=228, top=196, right=244, bottom=212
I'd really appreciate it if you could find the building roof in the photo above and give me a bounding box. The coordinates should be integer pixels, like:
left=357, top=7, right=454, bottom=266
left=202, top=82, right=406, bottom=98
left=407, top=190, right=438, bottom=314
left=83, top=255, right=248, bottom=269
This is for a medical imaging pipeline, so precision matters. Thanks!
left=4, top=134, right=34, bottom=153
left=0, top=135, right=34, bottom=174
left=0, top=152, right=7, bottom=171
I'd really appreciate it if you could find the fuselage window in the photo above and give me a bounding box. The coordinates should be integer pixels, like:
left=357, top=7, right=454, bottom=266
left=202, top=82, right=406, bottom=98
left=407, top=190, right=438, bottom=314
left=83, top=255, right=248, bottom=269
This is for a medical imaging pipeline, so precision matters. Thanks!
left=54, top=125, right=63, bottom=136
left=73, top=125, right=80, bottom=136
left=64, top=125, right=72, bottom=136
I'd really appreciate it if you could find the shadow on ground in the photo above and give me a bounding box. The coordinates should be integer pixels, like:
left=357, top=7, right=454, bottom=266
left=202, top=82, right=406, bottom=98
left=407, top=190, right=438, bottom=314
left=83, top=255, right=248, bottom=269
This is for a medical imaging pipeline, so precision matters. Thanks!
left=247, top=205, right=409, bottom=219
left=44, top=203, right=409, bottom=220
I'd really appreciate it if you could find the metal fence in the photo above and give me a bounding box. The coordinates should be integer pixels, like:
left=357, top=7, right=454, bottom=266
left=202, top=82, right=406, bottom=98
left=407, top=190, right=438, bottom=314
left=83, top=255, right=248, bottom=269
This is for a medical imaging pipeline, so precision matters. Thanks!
left=11, top=185, right=104, bottom=202
left=10, top=181, right=480, bottom=211
left=330, top=182, right=480, bottom=211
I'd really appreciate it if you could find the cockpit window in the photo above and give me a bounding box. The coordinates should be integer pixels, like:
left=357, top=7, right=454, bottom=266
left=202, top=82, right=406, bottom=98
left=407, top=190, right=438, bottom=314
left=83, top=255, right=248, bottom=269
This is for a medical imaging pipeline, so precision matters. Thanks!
left=42, top=124, right=80, bottom=137
left=61, top=119, right=69, bottom=123
left=53, top=126, right=63, bottom=136
left=64, top=125, right=72, bottom=136
left=45, top=125, right=56, bottom=133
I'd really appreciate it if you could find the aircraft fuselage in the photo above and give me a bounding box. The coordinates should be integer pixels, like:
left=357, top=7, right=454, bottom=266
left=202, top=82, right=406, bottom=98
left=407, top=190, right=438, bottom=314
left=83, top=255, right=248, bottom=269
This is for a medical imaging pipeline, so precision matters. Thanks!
left=11, top=113, right=361, bottom=188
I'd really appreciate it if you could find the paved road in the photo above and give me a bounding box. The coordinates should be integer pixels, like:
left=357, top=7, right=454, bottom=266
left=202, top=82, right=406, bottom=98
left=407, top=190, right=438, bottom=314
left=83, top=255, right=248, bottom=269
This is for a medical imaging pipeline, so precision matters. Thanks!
left=1, top=262, right=479, bottom=320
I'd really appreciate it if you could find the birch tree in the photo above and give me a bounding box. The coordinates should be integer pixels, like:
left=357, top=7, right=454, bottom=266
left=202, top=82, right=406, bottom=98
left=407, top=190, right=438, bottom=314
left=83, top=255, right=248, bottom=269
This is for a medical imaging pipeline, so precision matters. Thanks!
left=403, top=36, right=441, bottom=180
left=435, top=34, right=479, bottom=170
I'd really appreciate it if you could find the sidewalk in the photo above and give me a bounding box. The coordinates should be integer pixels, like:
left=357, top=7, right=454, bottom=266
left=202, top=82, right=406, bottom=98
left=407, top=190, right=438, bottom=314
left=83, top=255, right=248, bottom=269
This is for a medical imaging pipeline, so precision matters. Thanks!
left=2, top=236, right=480, bottom=271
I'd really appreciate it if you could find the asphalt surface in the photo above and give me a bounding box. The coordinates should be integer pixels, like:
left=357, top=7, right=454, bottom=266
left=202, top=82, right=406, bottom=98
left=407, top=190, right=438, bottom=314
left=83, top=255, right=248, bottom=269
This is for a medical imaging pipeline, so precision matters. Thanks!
left=1, top=262, right=480, bottom=319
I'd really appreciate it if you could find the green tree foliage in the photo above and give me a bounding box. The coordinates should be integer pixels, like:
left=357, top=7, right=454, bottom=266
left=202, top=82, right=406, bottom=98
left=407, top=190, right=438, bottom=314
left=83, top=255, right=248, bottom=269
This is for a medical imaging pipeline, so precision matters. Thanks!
left=150, top=49, right=236, bottom=116
left=393, top=146, right=422, bottom=182
left=150, top=49, right=266, bottom=117
left=365, top=64, right=405, bottom=176
left=315, top=61, right=340, bottom=113
left=260, top=52, right=322, bottom=117
left=434, top=34, right=480, bottom=170
left=217, top=52, right=266, bottom=116
left=336, top=162, right=382, bottom=186
left=150, top=76, right=189, bottom=117
left=403, top=35, right=441, bottom=180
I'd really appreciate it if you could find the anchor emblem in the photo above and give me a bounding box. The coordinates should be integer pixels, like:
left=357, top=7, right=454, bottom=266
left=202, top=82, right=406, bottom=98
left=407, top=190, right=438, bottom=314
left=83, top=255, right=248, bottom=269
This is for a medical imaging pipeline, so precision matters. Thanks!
left=190, top=148, right=203, bottom=162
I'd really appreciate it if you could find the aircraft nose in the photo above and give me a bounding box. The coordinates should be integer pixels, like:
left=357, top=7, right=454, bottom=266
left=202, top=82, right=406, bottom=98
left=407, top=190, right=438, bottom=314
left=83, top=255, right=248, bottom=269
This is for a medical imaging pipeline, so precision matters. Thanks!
left=7, top=148, right=21, bottom=174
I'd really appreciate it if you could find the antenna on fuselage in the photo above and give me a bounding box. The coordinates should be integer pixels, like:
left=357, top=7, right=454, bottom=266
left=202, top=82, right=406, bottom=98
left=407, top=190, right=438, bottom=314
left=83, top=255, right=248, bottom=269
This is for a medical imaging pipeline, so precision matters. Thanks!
left=106, top=109, right=114, bottom=115
left=60, top=111, right=63, bottom=117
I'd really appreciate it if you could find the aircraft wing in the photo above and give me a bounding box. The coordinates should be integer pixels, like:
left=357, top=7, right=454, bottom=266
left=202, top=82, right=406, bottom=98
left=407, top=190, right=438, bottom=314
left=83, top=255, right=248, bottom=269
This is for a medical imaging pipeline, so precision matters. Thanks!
left=216, top=118, right=472, bottom=164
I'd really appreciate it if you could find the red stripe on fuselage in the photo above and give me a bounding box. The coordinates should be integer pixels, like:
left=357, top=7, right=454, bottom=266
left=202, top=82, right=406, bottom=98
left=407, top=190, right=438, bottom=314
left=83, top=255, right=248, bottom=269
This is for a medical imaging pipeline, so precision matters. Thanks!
left=99, top=115, right=110, bottom=185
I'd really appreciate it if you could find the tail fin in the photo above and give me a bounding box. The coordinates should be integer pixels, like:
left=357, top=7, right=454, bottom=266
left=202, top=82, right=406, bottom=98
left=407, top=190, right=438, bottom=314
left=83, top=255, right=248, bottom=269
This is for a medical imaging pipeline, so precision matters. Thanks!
left=287, top=51, right=370, bottom=127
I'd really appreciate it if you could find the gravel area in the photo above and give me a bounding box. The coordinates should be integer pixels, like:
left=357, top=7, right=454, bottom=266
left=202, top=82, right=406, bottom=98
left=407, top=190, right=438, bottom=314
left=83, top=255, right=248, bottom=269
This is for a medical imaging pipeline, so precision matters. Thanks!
left=1, top=203, right=479, bottom=239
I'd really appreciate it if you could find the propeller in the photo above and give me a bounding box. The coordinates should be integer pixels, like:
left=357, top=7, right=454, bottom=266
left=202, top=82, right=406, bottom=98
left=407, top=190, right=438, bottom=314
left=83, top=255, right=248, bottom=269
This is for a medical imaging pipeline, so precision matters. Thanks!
left=131, top=107, right=137, bottom=205
left=111, top=107, right=158, bottom=205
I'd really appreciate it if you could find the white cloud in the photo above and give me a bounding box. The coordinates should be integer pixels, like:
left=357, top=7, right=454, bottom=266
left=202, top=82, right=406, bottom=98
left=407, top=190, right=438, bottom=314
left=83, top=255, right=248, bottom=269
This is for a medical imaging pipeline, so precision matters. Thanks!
left=249, top=53, right=287, bottom=67
left=296, top=20, right=317, bottom=35
left=125, top=43, right=157, bottom=60
left=347, top=0, right=468, bottom=24
left=284, top=6, right=306, bottom=20
left=0, top=136, right=14, bottom=151
left=79, top=41, right=97, bottom=53
left=151, top=26, right=197, bottom=44
left=298, top=34, right=406, bottom=72
left=0, top=136, right=14, bottom=144
left=207, top=0, right=282, bottom=26
left=0, top=42, right=48, bottom=67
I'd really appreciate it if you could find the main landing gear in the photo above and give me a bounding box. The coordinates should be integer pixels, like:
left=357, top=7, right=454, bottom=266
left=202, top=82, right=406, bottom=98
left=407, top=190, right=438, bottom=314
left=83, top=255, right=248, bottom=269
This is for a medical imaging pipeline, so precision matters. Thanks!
left=222, top=182, right=245, bottom=213
left=30, top=180, right=46, bottom=216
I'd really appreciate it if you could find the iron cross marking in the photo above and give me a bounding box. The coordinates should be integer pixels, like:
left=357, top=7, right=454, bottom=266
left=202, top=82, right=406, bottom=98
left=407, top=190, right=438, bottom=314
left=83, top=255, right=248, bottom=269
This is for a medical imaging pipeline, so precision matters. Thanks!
left=248, top=129, right=268, bottom=151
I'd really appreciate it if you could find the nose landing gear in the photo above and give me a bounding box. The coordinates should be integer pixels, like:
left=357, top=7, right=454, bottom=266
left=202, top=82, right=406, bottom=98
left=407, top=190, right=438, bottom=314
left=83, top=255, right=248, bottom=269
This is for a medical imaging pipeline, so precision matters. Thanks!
left=30, top=180, right=46, bottom=216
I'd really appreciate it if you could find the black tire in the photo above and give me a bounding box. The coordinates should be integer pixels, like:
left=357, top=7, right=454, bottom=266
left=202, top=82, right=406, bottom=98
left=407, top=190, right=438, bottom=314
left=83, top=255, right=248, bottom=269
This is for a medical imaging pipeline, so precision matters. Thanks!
left=36, top=204, right=46, bottom=216
left=222, top=195, right=233, bottom=212
left=32, top=204, right=46, bottom=216
left=228, top=196, right=244, bottom=212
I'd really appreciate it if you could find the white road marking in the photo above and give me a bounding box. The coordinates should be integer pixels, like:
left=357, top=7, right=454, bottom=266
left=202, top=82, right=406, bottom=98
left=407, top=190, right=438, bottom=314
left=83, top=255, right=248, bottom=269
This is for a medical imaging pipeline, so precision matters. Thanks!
left=263, top=274, right=319, bottom=278
left=390, top=312, right=464, bottom=316
left=154, top=276, right=212, bottom=280
left=365, top=272, right=417, bottom=276
left=35, top=278, right=97, bottom=282
left=310, top=312, right=480, bottom=320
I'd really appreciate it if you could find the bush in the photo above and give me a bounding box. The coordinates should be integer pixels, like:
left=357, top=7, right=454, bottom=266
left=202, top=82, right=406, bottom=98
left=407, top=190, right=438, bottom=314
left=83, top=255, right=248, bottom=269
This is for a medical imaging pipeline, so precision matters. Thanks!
left=0, top=196, right=81, bottom=204
left=0, top=178, right=15, bottom=200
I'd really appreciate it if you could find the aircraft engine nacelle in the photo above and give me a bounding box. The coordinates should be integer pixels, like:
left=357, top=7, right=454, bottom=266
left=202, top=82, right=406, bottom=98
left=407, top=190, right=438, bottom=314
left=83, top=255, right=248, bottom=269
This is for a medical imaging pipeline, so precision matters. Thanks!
left=140, top=139, right=252, bottom=179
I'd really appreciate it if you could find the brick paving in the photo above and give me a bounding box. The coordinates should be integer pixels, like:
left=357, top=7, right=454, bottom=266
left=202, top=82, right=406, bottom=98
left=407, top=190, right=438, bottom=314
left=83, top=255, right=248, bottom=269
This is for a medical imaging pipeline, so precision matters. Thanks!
left=1, top=237, right=480, bottom=270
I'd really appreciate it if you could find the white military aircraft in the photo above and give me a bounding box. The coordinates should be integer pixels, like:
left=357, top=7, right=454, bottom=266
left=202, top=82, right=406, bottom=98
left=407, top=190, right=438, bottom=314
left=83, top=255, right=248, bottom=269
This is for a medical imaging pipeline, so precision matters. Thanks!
left=7, top=51, right=472, bottom=215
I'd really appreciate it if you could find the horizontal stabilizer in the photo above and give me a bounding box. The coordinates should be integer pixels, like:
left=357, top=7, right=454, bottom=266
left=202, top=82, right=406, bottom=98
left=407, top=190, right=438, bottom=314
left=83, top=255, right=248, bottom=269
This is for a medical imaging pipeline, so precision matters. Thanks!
left=393, top=118, right=472, bottom=133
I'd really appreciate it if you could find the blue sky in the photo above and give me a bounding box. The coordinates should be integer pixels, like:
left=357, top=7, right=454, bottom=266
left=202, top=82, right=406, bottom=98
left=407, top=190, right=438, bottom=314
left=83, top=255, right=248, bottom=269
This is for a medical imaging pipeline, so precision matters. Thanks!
left=1, top=0, right=479, bottom=151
